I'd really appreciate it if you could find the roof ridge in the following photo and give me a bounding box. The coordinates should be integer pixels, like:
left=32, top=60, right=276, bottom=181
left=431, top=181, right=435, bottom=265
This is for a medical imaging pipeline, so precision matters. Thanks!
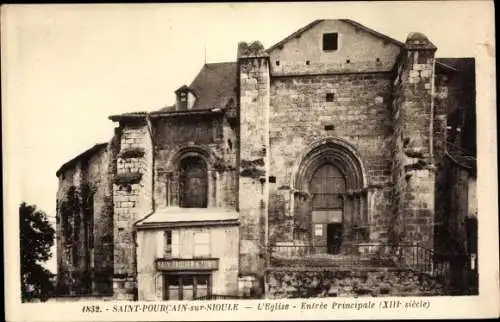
left=339, top=19, right=405, bottom=47
left=266, top=19, right=405, bottom=53
left=266, top=19, right=324, bottom=52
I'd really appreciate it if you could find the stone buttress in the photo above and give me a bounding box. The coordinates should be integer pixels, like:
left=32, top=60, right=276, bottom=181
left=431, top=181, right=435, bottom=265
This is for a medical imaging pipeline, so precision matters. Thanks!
left=111, top=119, right=154, bottom=300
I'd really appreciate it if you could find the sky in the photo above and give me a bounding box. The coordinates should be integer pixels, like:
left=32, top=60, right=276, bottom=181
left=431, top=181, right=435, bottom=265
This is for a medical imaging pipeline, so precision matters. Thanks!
left=2, top=2, right=495, bottom=273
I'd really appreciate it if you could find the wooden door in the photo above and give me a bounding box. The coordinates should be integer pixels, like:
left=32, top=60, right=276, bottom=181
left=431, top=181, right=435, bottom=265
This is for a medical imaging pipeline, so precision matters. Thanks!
left=310, top=163, right=346, bottom=251
left=180, top=157, right=208, bottom=208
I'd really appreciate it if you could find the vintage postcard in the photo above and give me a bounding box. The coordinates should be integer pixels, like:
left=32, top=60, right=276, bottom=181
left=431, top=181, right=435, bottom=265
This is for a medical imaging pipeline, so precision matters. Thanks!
left=3, top=1, right=499, bottom=321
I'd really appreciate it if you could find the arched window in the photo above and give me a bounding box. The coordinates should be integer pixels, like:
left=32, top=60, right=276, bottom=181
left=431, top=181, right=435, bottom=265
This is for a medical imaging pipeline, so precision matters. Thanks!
left=179, top=156, right=208, bottom=208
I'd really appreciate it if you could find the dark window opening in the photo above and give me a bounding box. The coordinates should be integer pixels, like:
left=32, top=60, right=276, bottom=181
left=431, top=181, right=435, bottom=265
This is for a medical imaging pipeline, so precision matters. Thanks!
left=178, top=90, right=188, bottom=110
left=86, top=194, right=95, bottom=249
left=72, top=244, right=79, bottom=266
left=180, top=156, right=208, bottom=208
left=323, top=33, right=338, bottom=51
left=74, top=213, right=81, bottom=242
left=276, top=60, right=280, bottom=66
left=376, top=58, right=380, bottom=62
left=62, top=215, right=71, bottom=239
left=306, top=60, right=310, bottom=65
left=213, top=119, right=223, bottom=141
left=346, top=59, right=350, bottom=64
left=324, top=124, right=335, bottom=131
left=418, top=53, right=427, bottom=64
left=165, top=231, right=172, bottom=258
left=326, top=93, right=335, bottom=102
left=269, top=176, right=276, bottom=183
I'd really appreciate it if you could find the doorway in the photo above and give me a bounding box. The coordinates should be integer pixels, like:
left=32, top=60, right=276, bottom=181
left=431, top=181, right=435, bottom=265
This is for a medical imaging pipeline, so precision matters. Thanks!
left=327, top=223, right=342, bottom=254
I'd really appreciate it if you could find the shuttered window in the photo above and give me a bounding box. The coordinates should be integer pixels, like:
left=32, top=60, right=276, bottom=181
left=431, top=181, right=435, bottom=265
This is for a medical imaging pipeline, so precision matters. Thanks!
left=193, top=232, right=210, bottom=258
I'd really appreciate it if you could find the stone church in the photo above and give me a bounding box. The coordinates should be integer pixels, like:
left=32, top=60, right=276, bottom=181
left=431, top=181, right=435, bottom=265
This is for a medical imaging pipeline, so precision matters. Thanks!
left=55, top=19, right=477, bottom=300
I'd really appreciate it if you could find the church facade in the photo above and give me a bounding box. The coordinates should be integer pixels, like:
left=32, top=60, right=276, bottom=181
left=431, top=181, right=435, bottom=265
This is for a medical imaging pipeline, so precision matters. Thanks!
left=55, top=19, right=477, bottom=300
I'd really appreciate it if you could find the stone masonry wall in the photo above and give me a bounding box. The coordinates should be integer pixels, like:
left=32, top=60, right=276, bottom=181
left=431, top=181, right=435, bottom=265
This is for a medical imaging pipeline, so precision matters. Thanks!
left=56, top=166, right=76, bottom=295
left=268, top=19, right=401, bottom=76
left=112, top=121, right=154, bottom=299
left=56, top=144, right=112, bottom=296
left=238, top=51, right=270, bottom=289
left=86, top=147, right=114, bottom=295
left=391, top=34, right=437, bottom=249
left=152, top=115, right=237, bottom=210
left=268, top=72, right=394, bottom=243
left=265, top=269, right=445, bottom=298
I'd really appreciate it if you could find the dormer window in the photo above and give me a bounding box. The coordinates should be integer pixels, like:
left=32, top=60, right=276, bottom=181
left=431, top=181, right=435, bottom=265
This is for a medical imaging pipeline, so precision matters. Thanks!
left=323, top=33, right=339, bottom=51
left=175, top=85, right=197, bottom=111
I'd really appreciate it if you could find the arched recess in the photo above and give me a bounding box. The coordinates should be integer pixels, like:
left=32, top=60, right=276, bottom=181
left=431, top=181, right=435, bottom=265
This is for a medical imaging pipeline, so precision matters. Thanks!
left=291, top=137, right=369, bottom=249
left=166, top=145, right=214, bottom=172
left=164, top=145, right=217, bottom=208
left=179, top=156, right=208, bottom=208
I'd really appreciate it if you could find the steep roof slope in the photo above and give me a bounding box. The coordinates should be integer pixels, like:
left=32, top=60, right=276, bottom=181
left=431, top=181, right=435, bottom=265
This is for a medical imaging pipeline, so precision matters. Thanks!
left=190, top=62, right=238, bottom=110
left=154, top=62, right=237, bottom=113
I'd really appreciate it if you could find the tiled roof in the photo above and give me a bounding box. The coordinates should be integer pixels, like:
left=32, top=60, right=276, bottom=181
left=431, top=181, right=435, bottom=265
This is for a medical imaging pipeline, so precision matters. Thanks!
left=152, top=105, right=175, bottom=113
left=189, top=62, right=238, bottom=110
left=154, top=62, right=238, bottom=113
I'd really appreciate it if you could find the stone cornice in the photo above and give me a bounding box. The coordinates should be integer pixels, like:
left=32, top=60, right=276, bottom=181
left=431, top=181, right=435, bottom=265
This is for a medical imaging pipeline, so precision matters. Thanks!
left=135, top=218, right=239, bottom=230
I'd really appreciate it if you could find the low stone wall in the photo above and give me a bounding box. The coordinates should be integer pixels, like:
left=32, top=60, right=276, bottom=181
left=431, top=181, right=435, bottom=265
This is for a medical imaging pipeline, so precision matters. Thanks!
left=265, top=269, right=445, bottom=298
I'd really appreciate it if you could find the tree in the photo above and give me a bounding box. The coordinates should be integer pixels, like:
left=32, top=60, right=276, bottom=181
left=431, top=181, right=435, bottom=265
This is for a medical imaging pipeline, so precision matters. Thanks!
left=19, top=202, right=55, bottom=302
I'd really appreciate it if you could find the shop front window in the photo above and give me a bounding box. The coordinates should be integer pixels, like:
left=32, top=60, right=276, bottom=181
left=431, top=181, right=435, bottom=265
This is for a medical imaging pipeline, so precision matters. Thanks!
left=164, top=274, right=211, bottom=300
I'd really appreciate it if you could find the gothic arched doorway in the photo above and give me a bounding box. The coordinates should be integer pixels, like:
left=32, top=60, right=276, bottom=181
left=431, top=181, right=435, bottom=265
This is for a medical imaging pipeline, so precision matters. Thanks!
left=293, top=138, right=368, bottom=253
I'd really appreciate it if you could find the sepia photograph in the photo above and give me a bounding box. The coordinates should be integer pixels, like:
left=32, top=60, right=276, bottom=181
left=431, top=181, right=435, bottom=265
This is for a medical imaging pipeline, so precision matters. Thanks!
left=3, top=1, right=498, bottom=320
